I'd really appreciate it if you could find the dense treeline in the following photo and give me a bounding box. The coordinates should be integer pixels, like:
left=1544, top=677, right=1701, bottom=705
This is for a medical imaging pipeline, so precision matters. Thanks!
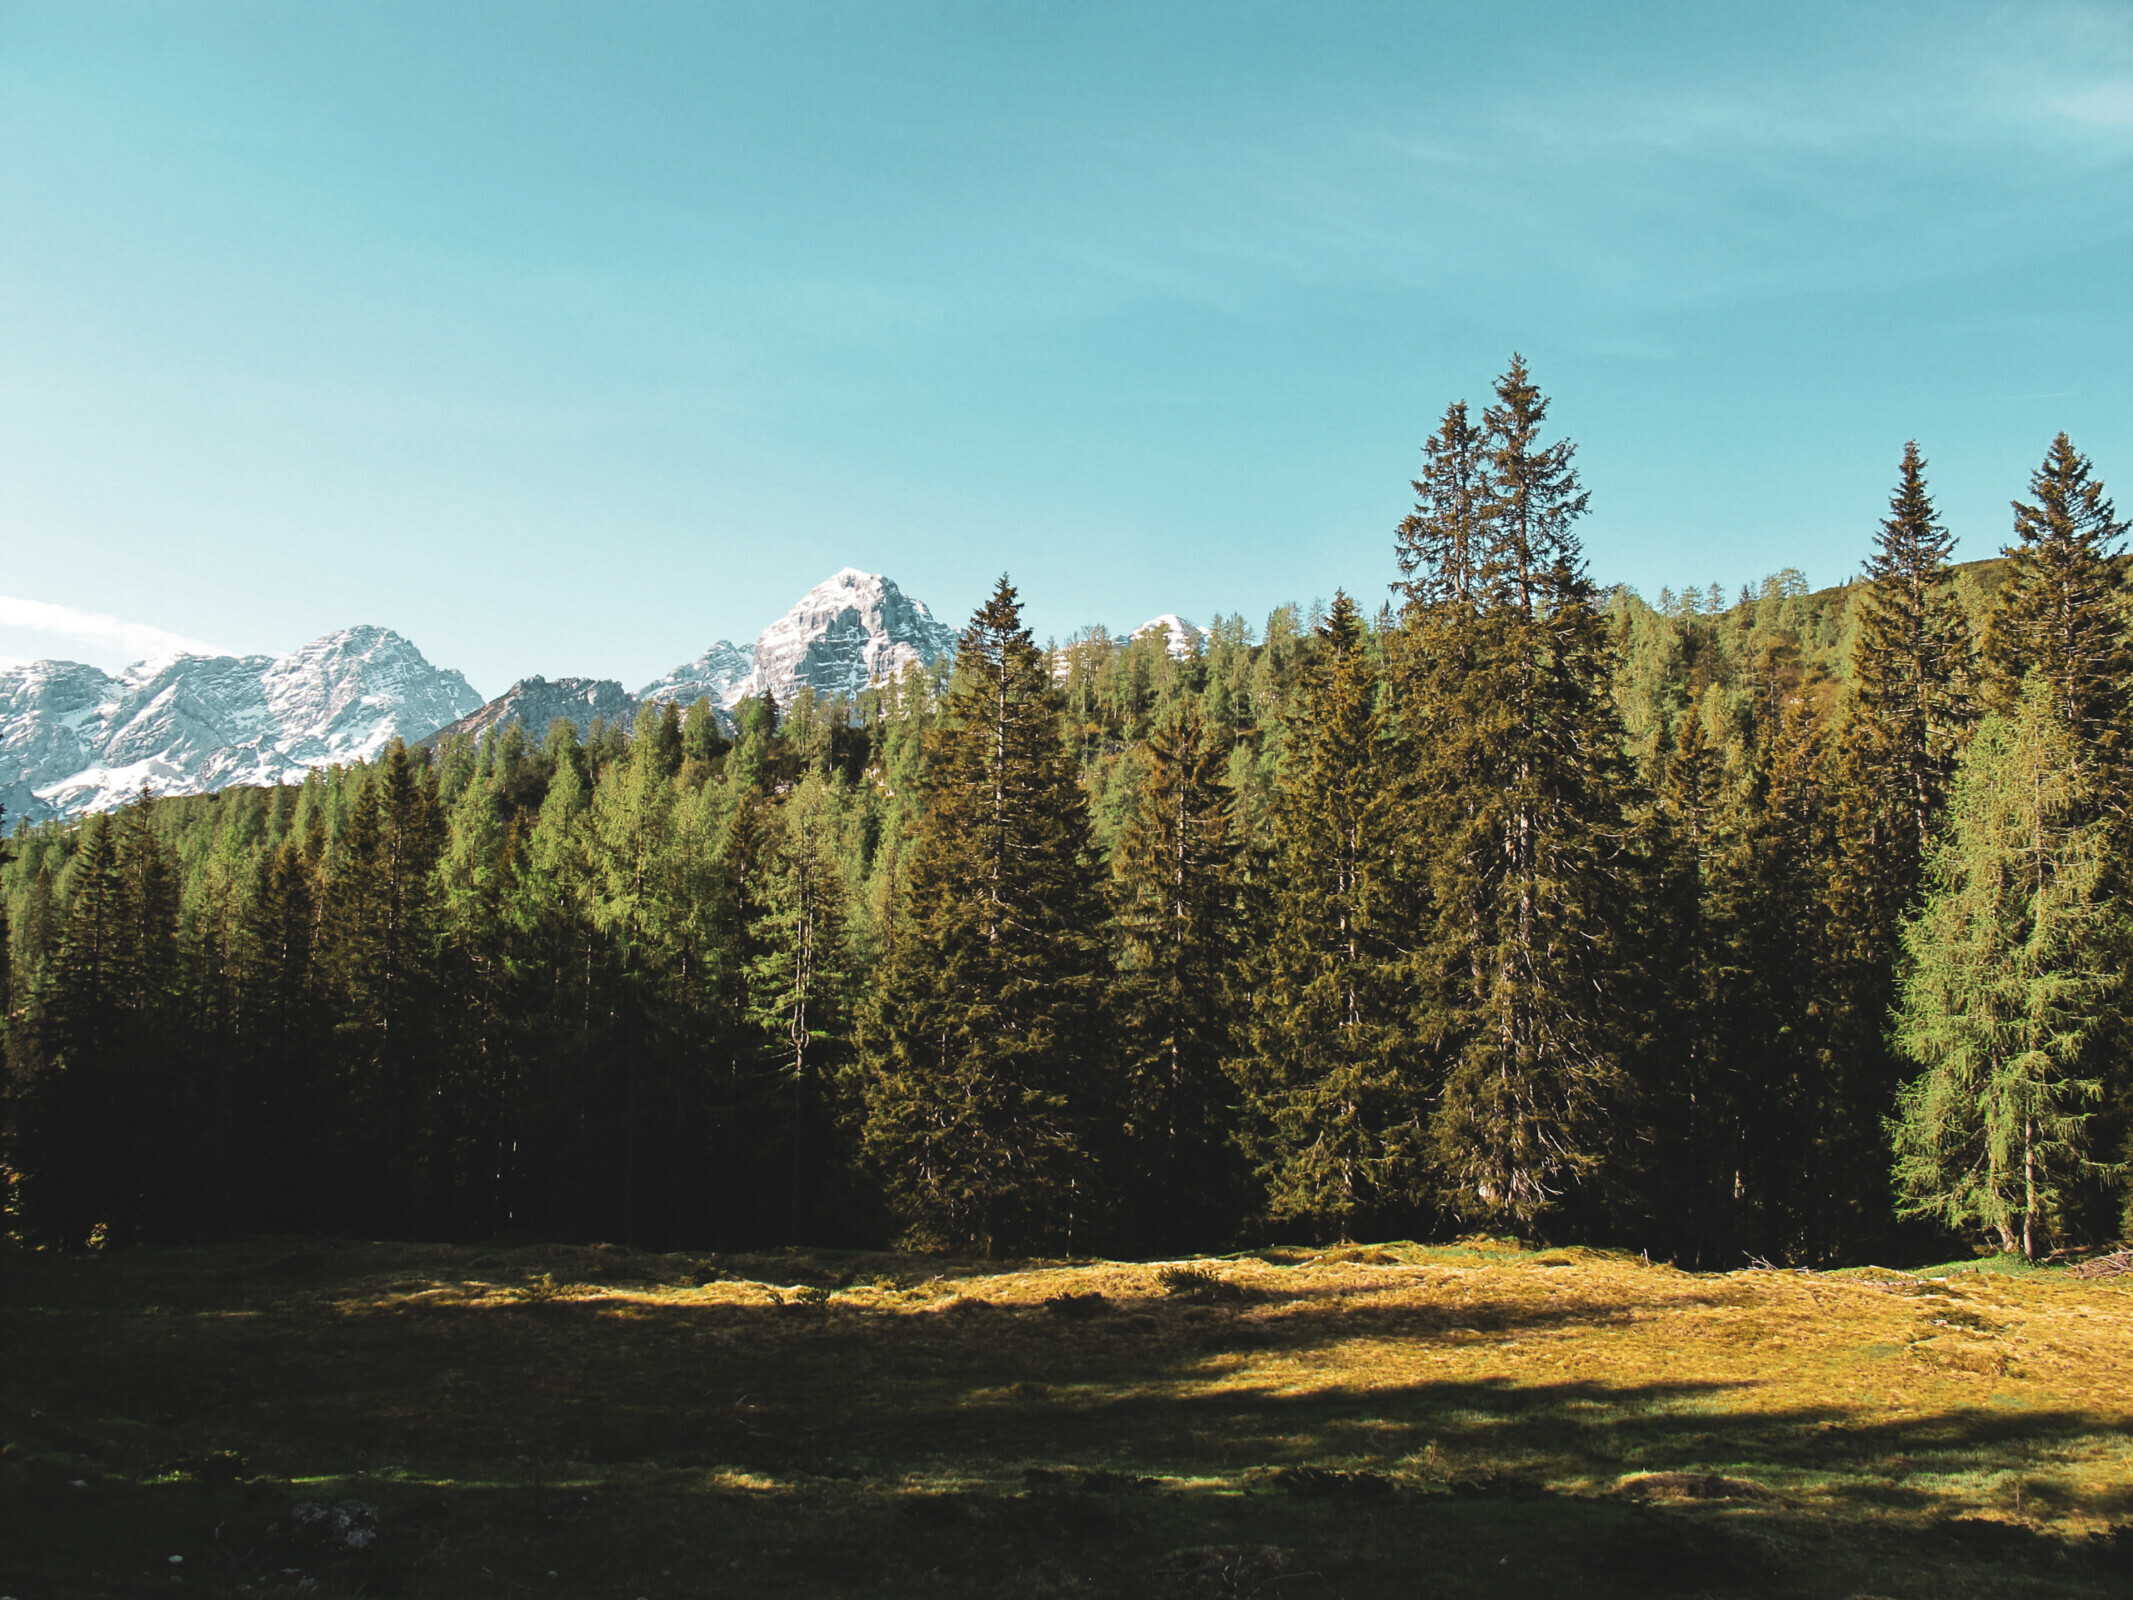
left=6, top=358, right=2130, bottom=1265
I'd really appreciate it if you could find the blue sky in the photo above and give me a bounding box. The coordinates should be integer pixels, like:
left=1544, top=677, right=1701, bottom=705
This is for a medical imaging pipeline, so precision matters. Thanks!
left=3, top=1, right=2129, bottom=694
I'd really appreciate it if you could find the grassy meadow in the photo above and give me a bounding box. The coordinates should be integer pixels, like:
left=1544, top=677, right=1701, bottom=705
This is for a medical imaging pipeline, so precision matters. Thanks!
left=3, top=1238, right=2131, bottom=1598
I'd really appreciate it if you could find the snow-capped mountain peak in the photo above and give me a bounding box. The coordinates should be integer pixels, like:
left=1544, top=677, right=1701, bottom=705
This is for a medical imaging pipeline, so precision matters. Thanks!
left=636, top=640, right=752, bottom=710
left=0, top=628, right=482, bottom=820
left=1, top=573, right=974, bottom=817
left=721, top=570, right=959, bottom=710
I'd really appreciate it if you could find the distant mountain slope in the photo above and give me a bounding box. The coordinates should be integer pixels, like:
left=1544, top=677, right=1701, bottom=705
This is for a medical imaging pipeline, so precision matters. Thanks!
left=424, top=676, right=638, bottom=749
left=441, top=569, right=964, bottom=749
left=716, top=568, right=958, bottom=710
left=637, top=640, right=753, bottom=710
left=0, top=627, right=483, bottom=820
left=0, top=570, right=1151, bottom=817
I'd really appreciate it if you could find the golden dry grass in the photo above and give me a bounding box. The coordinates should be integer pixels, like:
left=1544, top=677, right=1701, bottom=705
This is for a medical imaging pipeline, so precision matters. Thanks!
left=3, top=1237, right=2131, bottom=1597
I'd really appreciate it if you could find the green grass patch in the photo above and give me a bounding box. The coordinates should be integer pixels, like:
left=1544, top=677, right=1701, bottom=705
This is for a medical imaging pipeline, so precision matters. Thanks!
left=3, top=1238, right=2130, bottom=1597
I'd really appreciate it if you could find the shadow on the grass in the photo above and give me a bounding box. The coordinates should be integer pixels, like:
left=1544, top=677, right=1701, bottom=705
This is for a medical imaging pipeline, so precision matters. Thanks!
left=3, top=1245, right=2131, bottom=1597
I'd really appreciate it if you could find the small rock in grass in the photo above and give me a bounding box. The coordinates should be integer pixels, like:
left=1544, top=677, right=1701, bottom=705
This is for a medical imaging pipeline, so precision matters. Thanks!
left=290, top=1499, right=379, bottom=1551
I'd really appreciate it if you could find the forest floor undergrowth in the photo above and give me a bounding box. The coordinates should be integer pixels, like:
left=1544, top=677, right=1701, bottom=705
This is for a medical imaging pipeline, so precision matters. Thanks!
left=3, top=1236, right=2131, bottom=1598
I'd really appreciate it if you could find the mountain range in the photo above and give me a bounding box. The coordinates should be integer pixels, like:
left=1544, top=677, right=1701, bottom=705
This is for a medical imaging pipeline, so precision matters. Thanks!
left=0, top=627, right=484, bottom=823
left=421, top=569, right=962, bottom=752
left=7, top=570, right=1192, bottom=821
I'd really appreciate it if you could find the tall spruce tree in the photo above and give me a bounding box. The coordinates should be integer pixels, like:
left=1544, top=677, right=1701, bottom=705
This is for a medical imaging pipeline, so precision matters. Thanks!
left=1394, top=400, right=1489, bottom=608
left=1238, top=593, right=1412, bottom=1236
left=1890, top=684, right=2123, bottom=1259
left=1112, top=702, right=1244, bottom=1248
left=858, top=577, right=1112, bottom=1254
left=12, top=795, right=183, bottom=1245
left=1408, top=356, right=1640, bottom=1234
left=115, top=794, right=183, bottom=1235
left=586, top=706, right=684, bottom=1245
left=316, top=742, right=446, bottom=1230
left=747, top=772, right=851, bottom=1243
left=230, top=821, right=327, bottom=1228
left=1982, top=434, right=2131, bottom=772
left=1838, top=442, right=1978, bottom=863
left=14, top=812, right=126, bottom=1246
left=1825, top=442, right=1978, bottom=1253
left=1643, top=690, right=1739, bottom=1263
left=1719, top=672, right=1841, bottom=1261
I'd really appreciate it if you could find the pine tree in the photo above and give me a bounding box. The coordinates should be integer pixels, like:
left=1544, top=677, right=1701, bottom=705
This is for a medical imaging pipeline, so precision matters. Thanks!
left=714, top=791, right=776, bottom=1240
left=114, top=794, right=183, bottom=1235
left=1112, top=700, right=1244, bottom=1247
left=648, top=699, right=685, bottom=781
left=1719, top=674, right=1841, bottom=1261
left=1409, top=356, right=1640, bottom=1233
left=1890, top=684, right=2124, bottom=1259
left=1982, top=434, right=2131, bottom=770
left=1838, top=442, right=1978, bottom=864
left=1642, top=690, right=1737, bottom=1263
left=1238, top=594, right=1411, bottom=1236
left=11, top=794, right=185, bottom=1245
left=858, top=577, right=1112, bottom=1254
left=1824, top=442, right=1978, bottom=1253
left=230, top=823, right=327, bottom=1228
left=587, top=708, right=684, bottom=1245
left=1394, top=400, right=1489, bottom=607
left=316, top=742, right=446, bottom=1230
left=748, top=773, right=851, bottom=1243
left=681, top=696, right=731, bottom=778
left=13, top=812, right=126, bottom=1245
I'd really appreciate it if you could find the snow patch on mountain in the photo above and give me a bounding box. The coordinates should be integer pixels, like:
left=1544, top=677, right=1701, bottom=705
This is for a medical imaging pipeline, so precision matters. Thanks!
left=427, top=676, right=638, bottom=748
left=637, top=640, right=752, bottom=709
left=0, top=627, right=482, bottom=820
left=1132, top=614, right=1204, bottom=659
left=1, top=573, right=973, bottom=820
left=726, top=569, right=958, bottom=710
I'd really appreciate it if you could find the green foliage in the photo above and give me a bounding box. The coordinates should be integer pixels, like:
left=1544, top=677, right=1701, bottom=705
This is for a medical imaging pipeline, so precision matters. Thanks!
left=1110, top=701, right=1245, bottom=1249
left=1405, top=356, right=1639, bottom=1234
left=857, top=577, right=1114, bottom=1255
left=1820, top=442, right=1979, bottom=1258
left=1891, top=685, right=2124, bottom=1259
left=1982, top=433, right=2131, bottom=766
left=5, top=390, right=2128, bottom=1270
left=1238, top=592, right=1413, bottom=1236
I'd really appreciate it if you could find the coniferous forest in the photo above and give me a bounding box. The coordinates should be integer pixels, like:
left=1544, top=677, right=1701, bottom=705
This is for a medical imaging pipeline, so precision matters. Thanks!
left=6, top=359, right=2131, bottom=1268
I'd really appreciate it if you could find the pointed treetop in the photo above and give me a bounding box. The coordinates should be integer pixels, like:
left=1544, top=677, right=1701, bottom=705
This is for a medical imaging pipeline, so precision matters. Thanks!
left=1865, top=440, right=1956, bottom=581
left=2011, top=432, right=2128, bottom=557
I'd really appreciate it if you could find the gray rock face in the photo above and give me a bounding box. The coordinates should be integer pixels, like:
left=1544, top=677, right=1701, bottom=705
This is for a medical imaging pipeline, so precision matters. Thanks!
left=425, top=676, right=638, bottom=748
left=0, top=627, right=482, bottom=821
left=636, top=640, right=752, bottom=710
left=715, top=568, right=958, bottom=711
left=0, top=573, right=978, bottom=819
left=444, top=571, right=959, bottom=750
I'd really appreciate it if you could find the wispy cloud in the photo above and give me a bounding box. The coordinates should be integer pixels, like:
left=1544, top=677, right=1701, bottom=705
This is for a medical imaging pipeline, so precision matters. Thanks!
left=0, top=594, right=230, bottom=664
left=2055, top=81, right=2133, bottom=128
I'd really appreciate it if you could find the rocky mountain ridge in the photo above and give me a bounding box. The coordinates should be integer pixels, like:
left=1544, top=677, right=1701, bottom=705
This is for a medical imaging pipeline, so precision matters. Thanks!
left=0, top=627, right=483, bottom=821
left=435, top=569, right=962, bottom=747
left=4, top=572, right=1197, bottom=819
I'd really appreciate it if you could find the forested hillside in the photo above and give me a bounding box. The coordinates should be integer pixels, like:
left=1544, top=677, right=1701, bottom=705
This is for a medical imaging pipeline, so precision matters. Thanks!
left=4, top=360, right=2126, bottom=1269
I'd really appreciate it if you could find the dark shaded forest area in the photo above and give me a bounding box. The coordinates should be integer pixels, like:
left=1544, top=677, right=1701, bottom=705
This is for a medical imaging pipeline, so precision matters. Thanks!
left=5, top=360, right=2129, bottom=1268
